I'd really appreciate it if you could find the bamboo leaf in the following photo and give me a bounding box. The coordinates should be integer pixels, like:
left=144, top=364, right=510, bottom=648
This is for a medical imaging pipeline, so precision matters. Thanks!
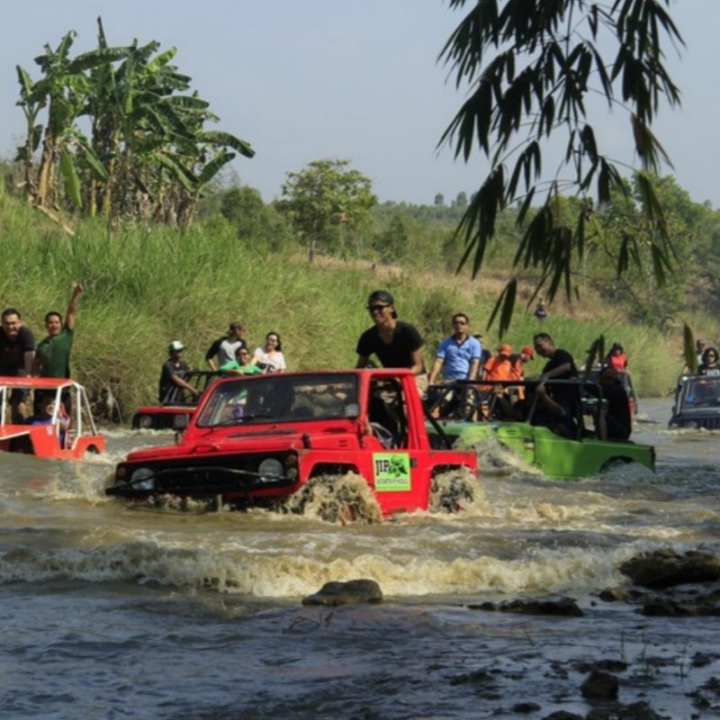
left=486, top=278, right=517, bottom=338
left=581, top=336, right=605, bottom=380
left=440, top=0, right=683, bottom=333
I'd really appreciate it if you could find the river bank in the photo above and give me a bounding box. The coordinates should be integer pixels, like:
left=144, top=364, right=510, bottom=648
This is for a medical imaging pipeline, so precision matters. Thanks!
left=0, top=192, right=711, bottom=420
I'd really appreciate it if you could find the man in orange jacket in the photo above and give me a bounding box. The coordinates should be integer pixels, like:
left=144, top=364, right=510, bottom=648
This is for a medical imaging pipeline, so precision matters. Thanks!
left=483, top=343, right=515, bottom=381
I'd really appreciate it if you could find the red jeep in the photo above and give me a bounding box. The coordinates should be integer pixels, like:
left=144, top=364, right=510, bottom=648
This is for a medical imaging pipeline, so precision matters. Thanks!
left=107, top=369, right=478, bottom=518
left=131, top=370, right=224, bottom=430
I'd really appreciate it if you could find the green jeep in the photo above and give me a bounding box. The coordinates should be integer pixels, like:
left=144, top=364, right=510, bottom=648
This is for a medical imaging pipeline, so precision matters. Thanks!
left=425, top=379, right=655, bottom=479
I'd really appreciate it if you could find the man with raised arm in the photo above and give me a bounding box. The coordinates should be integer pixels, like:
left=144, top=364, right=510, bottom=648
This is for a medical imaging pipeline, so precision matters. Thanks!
left=34, top=282, right=84, bottom=380
left=33, top=282, right=85, bottom=416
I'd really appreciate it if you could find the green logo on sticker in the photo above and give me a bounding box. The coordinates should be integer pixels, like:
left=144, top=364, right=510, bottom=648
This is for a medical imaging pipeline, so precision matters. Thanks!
left=373, top=452, right=411, bottom=491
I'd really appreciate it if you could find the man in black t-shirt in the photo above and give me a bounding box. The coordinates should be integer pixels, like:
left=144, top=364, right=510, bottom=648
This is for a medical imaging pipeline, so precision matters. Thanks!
left=533, top=332, right=579, bottom=422
left=533, top=333, right=578, bottom=381
left=355, top=290, right=426, bottom=388
left=0, top=308, right=36, bottom=420
left=159, top=341, right=201, bottom=404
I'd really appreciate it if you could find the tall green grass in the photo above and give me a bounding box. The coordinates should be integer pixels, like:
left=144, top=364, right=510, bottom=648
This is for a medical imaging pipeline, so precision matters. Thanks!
left=0, top=193, right=709, bottom=421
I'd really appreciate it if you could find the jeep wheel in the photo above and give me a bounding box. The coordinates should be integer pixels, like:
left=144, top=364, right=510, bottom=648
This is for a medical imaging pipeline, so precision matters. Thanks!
left=283, top=473, right=383, bottom=524
left=430, top=468, right=479, bottom=513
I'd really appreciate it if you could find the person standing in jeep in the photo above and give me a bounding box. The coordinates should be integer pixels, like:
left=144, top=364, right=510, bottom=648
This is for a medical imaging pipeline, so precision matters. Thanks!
left=428, top=313, right=481, bottom=385
left=205, top=322, right=247, bottom=371
left=0, top=308, right=36, bottom=420
left=355, top=291, right=426, bottom=388
left=33, top=282, right=85, bottom=415
left=33, top=283, right=84, bottom=381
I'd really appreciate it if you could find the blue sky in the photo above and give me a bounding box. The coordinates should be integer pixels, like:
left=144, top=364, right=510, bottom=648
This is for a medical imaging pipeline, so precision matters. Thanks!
left=1, top=1, right=714, bottom=206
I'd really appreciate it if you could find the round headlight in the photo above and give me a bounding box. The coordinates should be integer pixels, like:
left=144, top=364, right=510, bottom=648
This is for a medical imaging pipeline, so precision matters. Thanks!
left=130, top=467, right=155, bottom=491
left=258, top=458, right=283, bottom=481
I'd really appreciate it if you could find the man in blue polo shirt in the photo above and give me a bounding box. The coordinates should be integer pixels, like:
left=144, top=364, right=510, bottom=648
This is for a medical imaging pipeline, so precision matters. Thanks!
left=428, top=313, right=481, bottom=418
left=428, top=313, right=482, bottom=384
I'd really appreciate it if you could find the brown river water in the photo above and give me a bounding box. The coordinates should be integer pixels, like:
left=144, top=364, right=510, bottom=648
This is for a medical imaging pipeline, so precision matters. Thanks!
left=1, top=397, right=720, bottom=719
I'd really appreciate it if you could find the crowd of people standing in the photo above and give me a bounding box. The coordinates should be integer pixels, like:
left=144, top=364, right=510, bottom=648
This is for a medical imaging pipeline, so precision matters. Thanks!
left=2, top=283, right=707, bottom=445
left=354, top=288, right=633, bottom=442
left=159, top=324, right=287, bottom=403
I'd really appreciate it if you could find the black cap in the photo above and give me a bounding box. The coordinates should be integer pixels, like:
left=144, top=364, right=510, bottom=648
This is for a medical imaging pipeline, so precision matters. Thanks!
left=368, top=290, right=394, bottom=306
left=367, top=290, right=397, bottom=319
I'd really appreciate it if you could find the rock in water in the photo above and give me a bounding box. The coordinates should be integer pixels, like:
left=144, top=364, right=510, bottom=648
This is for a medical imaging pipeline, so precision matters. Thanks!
left=302, top=579, right=383, bottom=606
left=581, top=669, right=619, bottom=700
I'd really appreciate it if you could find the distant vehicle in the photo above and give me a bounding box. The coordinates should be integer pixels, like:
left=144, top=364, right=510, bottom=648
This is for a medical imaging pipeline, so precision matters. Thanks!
left=0, top=377, right=105, bottom=460
left=669, top=374, right=720, bottom=430
left=425, top=379, right=655, bottom=479
left=132, top=370, right=223, bottom=430
left=108, top=369, right=478, bottom=518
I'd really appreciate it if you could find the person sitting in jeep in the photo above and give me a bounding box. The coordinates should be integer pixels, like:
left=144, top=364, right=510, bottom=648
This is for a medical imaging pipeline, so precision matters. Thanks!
left=367, top=378, right=407, bottom=448
left=493, top=382, right=575, bottom=438
left=585, top=367, right=632, bottom=441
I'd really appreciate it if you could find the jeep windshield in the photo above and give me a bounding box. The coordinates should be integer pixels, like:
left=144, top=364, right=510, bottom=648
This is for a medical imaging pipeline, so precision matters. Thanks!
left=194, top=373, right=360, bottom=427
left=680, top=376, right=720, bottom=409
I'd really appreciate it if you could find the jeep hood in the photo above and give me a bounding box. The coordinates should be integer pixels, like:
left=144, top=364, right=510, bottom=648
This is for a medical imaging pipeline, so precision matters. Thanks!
left=124, top=426, right=355, bottom=464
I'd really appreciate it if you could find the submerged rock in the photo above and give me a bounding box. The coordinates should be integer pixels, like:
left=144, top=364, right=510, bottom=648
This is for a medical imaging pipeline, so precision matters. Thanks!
left=581, top=669, right=619, bottom=700
left=586, top=701, right=667, bottom=719
left=449, top=669, right=494, bottom=686
left=512, top=701, right=542, bottom=713
left=599, top=579, right=720, bottom=616
left=620, top=549, right=720, bottom=588
left=301, top=578, right=383, bottom=606
left=469, top=595, right=584, bottom=617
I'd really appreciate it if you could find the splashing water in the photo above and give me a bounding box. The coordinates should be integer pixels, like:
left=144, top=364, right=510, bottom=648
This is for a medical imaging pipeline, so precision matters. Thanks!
left=281, top=473, right=384, bottom=524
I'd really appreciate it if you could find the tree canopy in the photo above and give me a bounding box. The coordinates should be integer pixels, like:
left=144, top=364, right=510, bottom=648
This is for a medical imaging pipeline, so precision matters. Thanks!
left=15, top=17, right=254, bottom=230
left=277, top=159, right=377, bottom=260
left=439, top=0, right=684, bottom=335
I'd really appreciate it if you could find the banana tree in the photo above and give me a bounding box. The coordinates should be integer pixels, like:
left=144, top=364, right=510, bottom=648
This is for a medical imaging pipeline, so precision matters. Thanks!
left=17, top=30, right=129, bottom=211
left=16, top=19, right=254, bottom=226
left=14, top=66, right=43, bottom=199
